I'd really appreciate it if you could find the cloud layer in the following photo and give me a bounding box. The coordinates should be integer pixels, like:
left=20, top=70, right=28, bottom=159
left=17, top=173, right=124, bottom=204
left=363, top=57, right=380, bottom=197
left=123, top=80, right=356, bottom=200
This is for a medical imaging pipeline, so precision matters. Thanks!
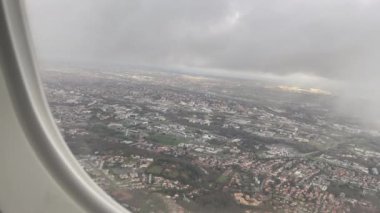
left=25, top=0, right=380, bottom=124
left=25, top=0, right=380, bottom=79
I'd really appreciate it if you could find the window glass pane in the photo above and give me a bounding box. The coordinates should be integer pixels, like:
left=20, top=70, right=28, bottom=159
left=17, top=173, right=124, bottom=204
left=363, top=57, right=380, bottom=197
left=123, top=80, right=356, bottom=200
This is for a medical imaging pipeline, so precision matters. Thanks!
left=26, top=0, right=380, bottom=212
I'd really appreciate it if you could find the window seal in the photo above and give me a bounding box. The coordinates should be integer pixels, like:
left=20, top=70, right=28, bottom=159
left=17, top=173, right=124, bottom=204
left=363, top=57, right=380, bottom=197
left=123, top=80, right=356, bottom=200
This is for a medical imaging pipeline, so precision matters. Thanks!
left=0, top=1, right=128, bottom=212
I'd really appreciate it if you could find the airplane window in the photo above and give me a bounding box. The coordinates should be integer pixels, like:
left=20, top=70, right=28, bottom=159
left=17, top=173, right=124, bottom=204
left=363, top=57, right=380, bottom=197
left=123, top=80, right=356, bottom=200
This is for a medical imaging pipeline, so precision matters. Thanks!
left=25, top=0, right=380, bottom=212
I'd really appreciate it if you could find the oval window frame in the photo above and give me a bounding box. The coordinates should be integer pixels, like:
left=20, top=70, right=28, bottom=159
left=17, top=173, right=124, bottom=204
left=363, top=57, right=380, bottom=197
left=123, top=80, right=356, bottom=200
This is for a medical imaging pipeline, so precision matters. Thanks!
left=0, top=1, right=128, bottom=212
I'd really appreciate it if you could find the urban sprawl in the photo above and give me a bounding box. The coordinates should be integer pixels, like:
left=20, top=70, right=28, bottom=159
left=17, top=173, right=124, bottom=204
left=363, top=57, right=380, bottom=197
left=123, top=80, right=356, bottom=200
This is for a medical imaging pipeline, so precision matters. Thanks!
left=42, top=69, right=380, bottom=213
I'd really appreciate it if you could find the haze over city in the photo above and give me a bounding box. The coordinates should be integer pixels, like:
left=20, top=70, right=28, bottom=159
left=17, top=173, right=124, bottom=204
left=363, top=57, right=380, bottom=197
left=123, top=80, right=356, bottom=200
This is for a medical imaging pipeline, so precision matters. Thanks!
left=25, top=0, right=380, bottom=125
left=23, top=1, right=380, bottom=212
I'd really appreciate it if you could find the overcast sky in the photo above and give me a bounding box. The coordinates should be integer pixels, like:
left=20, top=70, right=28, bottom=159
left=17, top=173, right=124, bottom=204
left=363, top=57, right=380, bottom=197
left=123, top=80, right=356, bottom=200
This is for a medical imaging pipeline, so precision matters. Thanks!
left=25, top=0, right=380, bottom=124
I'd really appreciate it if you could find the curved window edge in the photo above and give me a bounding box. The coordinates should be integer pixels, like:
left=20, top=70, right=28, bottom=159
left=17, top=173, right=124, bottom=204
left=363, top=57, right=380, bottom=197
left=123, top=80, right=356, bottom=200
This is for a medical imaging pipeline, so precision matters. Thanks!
left=0, top=1, right=128, bottom=212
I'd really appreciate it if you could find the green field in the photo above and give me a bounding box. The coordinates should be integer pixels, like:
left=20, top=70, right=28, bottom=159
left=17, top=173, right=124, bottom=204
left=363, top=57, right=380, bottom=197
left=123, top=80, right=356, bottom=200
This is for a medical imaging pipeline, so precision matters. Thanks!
left=147, top=165, right=163, bottom=174
left=148, top=133, right=187, bottom=146
left=216, top=175, right=230, bottom=184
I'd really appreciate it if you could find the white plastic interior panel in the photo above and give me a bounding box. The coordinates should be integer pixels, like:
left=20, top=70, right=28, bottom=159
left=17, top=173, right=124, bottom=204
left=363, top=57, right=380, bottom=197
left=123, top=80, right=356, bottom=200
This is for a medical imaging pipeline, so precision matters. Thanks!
left=0, top=1, right=128, bottom=212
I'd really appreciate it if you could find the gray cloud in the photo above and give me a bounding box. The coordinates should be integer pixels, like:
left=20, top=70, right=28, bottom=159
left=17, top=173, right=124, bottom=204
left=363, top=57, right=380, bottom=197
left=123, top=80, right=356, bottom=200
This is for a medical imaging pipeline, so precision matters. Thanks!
left=25, top=0, right=380, bottom=124
left=25, top=0, right=380, bottom=79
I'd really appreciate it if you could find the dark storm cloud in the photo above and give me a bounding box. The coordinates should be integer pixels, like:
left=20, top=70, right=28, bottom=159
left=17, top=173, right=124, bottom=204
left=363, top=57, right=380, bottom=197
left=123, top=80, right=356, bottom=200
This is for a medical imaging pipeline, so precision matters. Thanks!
left=25, top=0, right=380, bottom=80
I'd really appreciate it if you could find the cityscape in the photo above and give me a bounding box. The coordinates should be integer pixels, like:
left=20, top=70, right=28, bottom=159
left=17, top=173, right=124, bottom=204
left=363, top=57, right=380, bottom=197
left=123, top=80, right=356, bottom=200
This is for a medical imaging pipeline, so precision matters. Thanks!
left=42, top=68, right=380, bottom=213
